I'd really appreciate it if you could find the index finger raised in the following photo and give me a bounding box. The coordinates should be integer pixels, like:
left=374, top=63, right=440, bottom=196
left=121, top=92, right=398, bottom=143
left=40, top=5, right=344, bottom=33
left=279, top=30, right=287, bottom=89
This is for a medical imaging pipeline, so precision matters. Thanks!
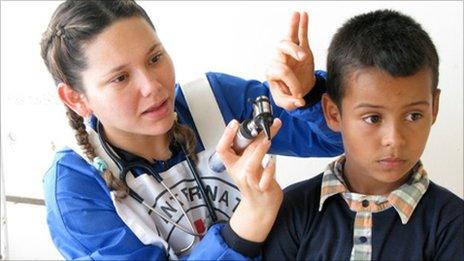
left=287, top=11, right=300, bottom=44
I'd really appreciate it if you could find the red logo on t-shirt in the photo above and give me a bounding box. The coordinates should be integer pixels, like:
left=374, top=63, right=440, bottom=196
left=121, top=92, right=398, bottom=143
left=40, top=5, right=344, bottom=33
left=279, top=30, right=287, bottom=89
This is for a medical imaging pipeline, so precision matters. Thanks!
left=194, top=218, right=206, bottom=238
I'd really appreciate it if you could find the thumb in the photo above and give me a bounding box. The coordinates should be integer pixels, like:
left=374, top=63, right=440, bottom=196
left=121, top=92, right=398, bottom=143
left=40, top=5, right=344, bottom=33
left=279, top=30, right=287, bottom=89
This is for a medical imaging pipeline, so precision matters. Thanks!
left=294, top=97, right=306, bottom=107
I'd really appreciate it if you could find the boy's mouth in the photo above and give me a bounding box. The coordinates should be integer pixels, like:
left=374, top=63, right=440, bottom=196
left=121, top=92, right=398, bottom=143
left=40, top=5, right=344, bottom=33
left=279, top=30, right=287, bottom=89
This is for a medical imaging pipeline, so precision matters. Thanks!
left=377, top=157, right=406, bottom=169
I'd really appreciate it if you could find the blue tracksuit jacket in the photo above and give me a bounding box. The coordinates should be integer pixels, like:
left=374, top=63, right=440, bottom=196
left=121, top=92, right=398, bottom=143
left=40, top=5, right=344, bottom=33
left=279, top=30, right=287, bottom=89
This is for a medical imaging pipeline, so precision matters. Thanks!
left=43, top=71, right=343, bottom=260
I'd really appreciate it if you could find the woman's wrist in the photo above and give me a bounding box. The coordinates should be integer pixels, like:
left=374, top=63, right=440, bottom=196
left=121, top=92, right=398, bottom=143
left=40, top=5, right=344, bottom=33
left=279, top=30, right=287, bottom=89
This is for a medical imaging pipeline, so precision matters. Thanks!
left=229, top=199, right=281, bottom=242
left=220, top=222, right=263, bottom=258
left=302, top=73, right=326, bottom=107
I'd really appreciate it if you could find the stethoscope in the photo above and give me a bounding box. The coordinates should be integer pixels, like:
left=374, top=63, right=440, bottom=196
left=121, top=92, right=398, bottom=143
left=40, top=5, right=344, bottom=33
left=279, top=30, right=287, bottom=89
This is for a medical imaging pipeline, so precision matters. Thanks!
left=96, top=120, right=218, bottom=255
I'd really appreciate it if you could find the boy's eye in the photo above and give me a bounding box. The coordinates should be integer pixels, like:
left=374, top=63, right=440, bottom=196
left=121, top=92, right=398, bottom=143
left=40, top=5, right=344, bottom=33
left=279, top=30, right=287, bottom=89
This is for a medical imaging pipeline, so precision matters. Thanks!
left=149, top=53, right=162, bottom=64
left=362, top=115, right=381, bottom=124
left=405, top=112, right=423, bottom=122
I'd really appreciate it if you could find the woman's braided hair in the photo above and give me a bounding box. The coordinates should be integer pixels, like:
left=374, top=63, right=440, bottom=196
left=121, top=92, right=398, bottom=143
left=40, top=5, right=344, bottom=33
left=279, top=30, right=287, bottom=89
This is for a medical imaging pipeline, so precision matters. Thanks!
left=40, top=0, right=198, bottom=199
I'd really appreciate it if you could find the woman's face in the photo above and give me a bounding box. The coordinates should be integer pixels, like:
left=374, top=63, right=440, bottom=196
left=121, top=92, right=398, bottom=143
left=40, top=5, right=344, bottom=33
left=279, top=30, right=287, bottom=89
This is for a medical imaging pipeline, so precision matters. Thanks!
left=80, top=17, right=176, bottom=140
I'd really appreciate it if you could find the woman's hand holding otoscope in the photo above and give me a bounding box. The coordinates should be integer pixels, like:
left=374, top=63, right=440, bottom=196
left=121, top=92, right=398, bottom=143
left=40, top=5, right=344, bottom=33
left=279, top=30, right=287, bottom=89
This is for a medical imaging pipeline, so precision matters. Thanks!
left=208, top=95, right=274, bottom=173
left=211, top=11, right=315, bottom=243
left=215, top=114, right=282, bottom=242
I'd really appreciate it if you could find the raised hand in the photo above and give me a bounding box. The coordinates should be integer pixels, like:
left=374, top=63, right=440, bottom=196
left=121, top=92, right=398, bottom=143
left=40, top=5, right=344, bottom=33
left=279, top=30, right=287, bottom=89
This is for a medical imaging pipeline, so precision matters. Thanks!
left=266, top=11, right=315, bottom=111
left=216, top=118, right=283, bottom=242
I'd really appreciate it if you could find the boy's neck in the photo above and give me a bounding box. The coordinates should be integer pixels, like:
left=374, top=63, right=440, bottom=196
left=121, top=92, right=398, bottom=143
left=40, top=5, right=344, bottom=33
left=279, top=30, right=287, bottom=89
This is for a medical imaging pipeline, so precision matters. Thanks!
left=342, top=159, right=411, bottom=196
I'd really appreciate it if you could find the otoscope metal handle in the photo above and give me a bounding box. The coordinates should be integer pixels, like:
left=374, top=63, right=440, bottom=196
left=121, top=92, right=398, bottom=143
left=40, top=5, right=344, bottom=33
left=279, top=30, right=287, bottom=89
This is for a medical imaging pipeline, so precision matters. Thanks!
left=208, top=128, right=255, bottom=172
left=208, top=95, right=273, bottom=173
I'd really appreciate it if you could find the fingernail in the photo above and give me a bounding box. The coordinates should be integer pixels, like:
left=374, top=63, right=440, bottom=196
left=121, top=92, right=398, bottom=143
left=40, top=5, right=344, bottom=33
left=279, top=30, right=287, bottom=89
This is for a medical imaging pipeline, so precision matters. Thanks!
left=228, top=119, right=238, bottom=128
left=268, top=154, right=276, bottom=163
left=264, top=154, right=276, bottom=168
left=297, top=51, right=306, bottom=60
left=294, top=100, right=305, bottom=107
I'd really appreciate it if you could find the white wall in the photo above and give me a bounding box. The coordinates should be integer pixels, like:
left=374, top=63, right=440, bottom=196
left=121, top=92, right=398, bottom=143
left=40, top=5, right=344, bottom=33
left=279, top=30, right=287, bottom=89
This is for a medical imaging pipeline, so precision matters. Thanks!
left=1, top=1, right=462, bottom=259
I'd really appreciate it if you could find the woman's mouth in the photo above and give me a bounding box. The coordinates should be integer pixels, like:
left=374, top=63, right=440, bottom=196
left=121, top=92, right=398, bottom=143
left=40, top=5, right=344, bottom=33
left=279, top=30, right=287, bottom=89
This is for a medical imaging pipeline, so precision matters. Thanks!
left=142, top=99, right=169, bottom=120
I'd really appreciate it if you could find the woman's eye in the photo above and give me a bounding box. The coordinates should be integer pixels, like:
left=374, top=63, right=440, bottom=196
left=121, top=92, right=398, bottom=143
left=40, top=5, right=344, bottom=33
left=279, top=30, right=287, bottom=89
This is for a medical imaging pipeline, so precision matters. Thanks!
left=363, top=115, right=381, bottom=124
left=406, top=112, right=423, bottom=122
left=112, top=74, right=127, bottom=83
left=149, top=53, right=162, bottom=64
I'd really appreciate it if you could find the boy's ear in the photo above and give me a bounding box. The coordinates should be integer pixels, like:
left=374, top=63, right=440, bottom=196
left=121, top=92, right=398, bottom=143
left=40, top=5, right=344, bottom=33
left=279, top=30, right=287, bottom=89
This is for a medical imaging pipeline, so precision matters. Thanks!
left=57, top=82, right=93, bottom=118
left=321, top=93, right=342, bottom=132
left=431, top=88, right=441, bottom=124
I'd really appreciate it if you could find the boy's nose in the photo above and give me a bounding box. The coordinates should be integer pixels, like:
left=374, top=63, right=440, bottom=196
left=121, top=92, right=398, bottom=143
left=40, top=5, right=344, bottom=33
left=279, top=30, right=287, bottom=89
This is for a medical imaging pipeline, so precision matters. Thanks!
left=381, top=123, right=406, bottom=148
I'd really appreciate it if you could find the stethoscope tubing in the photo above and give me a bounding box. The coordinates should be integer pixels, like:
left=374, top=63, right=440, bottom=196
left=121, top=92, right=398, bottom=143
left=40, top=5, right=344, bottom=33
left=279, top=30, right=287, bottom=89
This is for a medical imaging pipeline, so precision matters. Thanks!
left=128, top=190, right=203, bottom=237
left=95, top=120, right=216, bottom=254
left=180, top=145, right=218, bottom=223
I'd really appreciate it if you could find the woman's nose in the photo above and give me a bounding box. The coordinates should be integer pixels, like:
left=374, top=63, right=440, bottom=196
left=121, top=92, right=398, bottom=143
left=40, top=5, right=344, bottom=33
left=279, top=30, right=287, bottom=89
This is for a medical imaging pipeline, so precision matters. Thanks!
left=138, top=70, right=162, bottom=97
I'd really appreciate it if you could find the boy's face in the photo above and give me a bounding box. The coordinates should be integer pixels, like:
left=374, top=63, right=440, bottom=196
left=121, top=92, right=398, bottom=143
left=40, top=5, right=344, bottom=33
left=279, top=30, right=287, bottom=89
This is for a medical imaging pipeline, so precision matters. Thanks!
left=322, top=68, right=440, bottom=194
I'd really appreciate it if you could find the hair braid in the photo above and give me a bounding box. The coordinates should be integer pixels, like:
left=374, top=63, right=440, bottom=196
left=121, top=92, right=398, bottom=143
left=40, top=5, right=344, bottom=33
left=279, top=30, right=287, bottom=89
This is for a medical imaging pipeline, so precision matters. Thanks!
left=40, top=0, right=183, bottom=199
left=169, top=120, right=198, bottom=163
left=65, top=107, right=128, bottom=199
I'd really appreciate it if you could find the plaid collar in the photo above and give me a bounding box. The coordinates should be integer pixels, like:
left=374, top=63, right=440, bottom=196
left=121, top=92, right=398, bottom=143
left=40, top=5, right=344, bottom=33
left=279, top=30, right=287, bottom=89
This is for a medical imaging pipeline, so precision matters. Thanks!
left=319, top=156, right=430, bottom=224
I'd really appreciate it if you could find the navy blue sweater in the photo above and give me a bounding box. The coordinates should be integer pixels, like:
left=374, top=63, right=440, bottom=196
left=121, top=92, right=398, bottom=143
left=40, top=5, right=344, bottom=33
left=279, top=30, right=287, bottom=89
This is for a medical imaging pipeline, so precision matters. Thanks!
left=263, top=174, right=464, bottom=260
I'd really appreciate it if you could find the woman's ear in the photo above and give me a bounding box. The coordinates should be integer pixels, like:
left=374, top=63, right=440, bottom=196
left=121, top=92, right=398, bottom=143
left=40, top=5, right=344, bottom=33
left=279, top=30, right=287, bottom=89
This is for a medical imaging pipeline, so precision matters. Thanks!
left=57, top=83, right=92, bottom=118
left=321, top=93, right=342, bottom=132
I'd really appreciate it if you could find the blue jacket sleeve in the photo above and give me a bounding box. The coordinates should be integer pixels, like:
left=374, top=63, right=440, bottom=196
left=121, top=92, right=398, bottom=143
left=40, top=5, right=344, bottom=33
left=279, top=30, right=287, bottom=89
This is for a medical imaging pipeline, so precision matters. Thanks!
left=44, top=150, right=257, bottom=260
left=184, top=224, right=259, bottom=260
left=205, top=71, right=344, bottom=157
left=43, top=149, right=168, bottom=260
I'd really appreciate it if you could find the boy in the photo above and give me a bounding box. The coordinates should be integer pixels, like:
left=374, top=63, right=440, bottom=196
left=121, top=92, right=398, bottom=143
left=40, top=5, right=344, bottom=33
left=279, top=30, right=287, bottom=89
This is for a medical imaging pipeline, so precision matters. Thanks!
left=263, top=9, right=464, bottom=260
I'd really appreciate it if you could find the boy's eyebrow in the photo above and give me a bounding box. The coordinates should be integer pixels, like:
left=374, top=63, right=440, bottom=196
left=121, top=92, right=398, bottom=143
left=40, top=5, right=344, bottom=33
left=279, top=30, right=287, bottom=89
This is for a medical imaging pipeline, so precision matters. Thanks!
left=405, top=101, right=430, bottom=107
left=355, top=101, right=430, bottom=109
left=146, top=42, right=161, bottom=56
left=354, top=103, right=385, bottom=109
left=103, top=43, right=161, bottom=78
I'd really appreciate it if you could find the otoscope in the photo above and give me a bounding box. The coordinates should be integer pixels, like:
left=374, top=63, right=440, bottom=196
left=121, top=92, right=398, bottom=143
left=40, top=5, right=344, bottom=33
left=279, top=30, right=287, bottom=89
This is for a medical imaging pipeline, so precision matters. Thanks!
left=208, top=95, right=274, bottom=173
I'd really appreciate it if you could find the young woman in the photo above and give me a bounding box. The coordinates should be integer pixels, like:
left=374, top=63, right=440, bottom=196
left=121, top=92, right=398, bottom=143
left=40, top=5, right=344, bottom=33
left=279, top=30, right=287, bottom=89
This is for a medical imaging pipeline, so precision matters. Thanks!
left=40, top=0, right=343, bottom=259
